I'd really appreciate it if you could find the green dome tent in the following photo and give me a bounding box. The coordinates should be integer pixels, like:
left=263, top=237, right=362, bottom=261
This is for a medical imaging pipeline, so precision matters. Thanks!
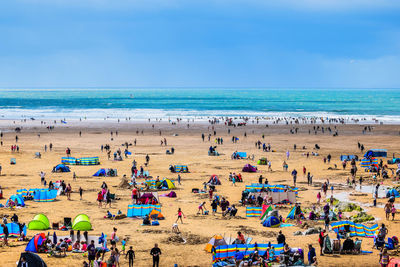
left=72, top=214, right=92, bottom=231
left=28, top=214, right=50, bottom=230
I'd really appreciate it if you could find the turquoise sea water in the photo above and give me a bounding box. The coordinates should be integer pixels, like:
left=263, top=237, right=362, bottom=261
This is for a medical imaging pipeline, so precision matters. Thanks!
left=0, top=88, right=399, bottom=121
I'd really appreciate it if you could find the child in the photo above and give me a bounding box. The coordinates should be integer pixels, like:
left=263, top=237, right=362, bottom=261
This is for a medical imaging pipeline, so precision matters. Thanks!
left=176, top=208, right=185, bottom=223
left=392, top=206, right=396, bottom=221
left=172, top=223, right=180, bottom=233
left=317, top=192, right=321, bottom=205
left=197, top=202, right=207, bottom=215
left=121, top=238, right=127, bottom=255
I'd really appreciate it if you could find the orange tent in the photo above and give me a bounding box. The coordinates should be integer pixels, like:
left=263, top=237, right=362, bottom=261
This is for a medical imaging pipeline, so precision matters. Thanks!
left=149, top=209, right=165, bottom=220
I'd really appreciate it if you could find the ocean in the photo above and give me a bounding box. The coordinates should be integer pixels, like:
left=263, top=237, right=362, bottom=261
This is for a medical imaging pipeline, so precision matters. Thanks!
left=0, top=88, right=399, bottom=122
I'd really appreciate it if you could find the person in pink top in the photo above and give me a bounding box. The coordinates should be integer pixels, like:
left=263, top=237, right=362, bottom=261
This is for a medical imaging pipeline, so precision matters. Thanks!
left=175, top=208, right=185, bottom=224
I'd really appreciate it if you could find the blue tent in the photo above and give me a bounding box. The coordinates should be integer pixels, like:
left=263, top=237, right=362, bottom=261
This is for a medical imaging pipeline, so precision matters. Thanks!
left=33, top=189, right=58, bottom=202
left=93, top=169, right=107, bottom=176
left=387, top=189, right=400, bottom=198
left=25, top=233, right=46, bottom=253
left=263, top=216, right=281, bottom=227
left=286, top=206, right=302, bottom=220
left=7, top=194, right=25, bottom=207
left=53, top=164, right=70, bottom=172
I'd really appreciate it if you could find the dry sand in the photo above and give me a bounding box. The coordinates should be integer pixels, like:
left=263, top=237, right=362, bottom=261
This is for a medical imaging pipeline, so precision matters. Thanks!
left=0, top=120, right=400, bottom=267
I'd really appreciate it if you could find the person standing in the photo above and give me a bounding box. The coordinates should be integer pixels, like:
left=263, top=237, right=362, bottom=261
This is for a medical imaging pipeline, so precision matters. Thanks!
left=291, top=169, right=297, bottom=186
left=150, top=243, right=161, bottom=267
left=126, top=246, right=135, bottom=267
left=87, top=240, right=96, bottom=265
left=2, top=224, right=8, bottom=246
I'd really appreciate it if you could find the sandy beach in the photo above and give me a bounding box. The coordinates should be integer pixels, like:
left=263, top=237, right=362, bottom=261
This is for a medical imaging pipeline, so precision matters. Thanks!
left=1, top=120, right=400, bottom=267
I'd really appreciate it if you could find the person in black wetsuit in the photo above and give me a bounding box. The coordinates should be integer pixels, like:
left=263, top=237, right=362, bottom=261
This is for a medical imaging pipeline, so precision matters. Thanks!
left=150, top=243, right=161, bottom=267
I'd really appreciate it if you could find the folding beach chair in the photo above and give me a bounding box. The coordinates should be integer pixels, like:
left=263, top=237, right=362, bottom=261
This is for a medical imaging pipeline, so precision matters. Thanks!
left=64, top=217, right=72, bottom=228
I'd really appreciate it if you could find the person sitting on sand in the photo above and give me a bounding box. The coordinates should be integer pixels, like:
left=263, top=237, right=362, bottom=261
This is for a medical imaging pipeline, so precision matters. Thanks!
left=106, top=210, right=113, bottom=219
left=143, top=214, right=151, bottom=225
left=72, top=240, right=81, bottom=252
left=172, top=223, right=180, bottom=234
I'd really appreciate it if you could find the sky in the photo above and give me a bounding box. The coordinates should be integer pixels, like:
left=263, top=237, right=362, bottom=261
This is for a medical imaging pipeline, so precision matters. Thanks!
left=0, top=0, right=400, bottom=88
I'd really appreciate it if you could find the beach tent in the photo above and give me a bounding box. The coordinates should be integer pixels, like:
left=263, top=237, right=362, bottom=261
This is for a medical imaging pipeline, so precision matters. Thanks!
left=28, top=214, right=50, bottom=230
left=138, top=191, right=160, bottom=204
left=93, top=168, right=117, bottom=177
left=72, top=214, right=92, bottom=231
left=286, top=206, right=302, bottom=220
left=331, top=221, right=378, bottom=238
left=25, top=233, right=46, bottom=253
left=208, top=175, right=221, bottom=185
left=149, top=209, right=165, bottom=220
left=246, top=206, right=263, bottom=217
left=205, top=235, right=228, bottom=252
left=242, top=164, right=257, bottom=172
left=262, top=216, right=281, bottom=228
left=7, top=194, right=25, bottom=207
left=260, top=205, right=273, bottom=221
left=33, top=189, right=58, bottom=202
left=127, top=204, right=161, bottom=217
left=160, top=178, right=175, bottom=189
left=18, top=251, right=47, bottom=267
left=212, top=243, right=283, bottom=262
left=0, top=223, right=27, bottom=238
left=257, top=158, right=268, bottom=165
left=52, top=164, right=70, bottom=172
left=364, top=149, right=387, bottom=158
left=387, top=189, right=400, bottom=198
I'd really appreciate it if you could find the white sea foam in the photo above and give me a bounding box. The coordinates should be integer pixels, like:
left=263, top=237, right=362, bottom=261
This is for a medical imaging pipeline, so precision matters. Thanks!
left=0, top=108, right=400, bottom=124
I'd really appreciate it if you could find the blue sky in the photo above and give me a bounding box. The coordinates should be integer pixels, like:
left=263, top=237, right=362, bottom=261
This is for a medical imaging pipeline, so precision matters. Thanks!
left=1, top=0, right=400, bottom=88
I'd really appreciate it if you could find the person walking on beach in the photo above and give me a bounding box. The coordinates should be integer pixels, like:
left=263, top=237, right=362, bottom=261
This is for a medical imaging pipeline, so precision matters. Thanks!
left=150, top=243, right=161, bottom=267
left=176, top=208, right=185, bottom=223
left=286, top=150, right=290, bottom=160
left=126, top=246, right=135, bottom=267
left=177, top=174, right=181, bottom=185
left=318, top=230, right=326, bottom=256
left=291, top=169, right=297, bottom=186
left=385, top=202, right=392, bottom=220
left=79, top=187, right=83, bottom=200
